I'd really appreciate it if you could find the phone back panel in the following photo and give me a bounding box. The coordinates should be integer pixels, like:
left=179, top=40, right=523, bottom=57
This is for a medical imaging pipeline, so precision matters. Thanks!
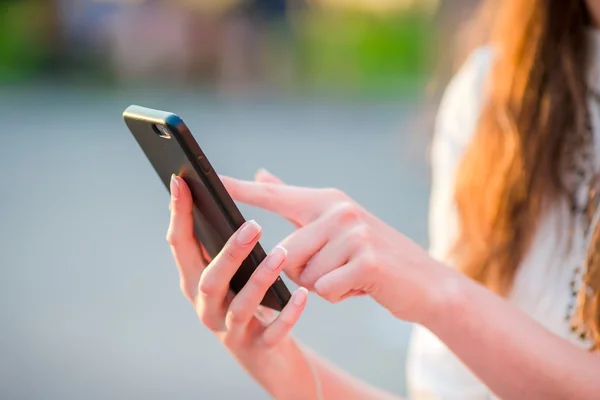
left=123, top=105, right=290, bottom=311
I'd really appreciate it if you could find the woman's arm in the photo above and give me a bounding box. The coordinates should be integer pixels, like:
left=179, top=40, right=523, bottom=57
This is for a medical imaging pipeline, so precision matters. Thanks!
left=423, top=266, right=600, bottom=400
left=252, top=337, right=400, bottom=400
left=223, top=172, right=600, bottom=400
left=167, top=174, right=400, bottom=400
left=407, top=47, right=497, bottom=399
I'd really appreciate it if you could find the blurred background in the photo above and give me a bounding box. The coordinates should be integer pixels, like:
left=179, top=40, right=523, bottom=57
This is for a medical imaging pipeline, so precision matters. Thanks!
left=0, top=0, right=482, bottom=398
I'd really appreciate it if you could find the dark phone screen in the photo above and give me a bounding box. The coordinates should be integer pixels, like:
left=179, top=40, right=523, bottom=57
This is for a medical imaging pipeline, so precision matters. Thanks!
left=125, top=116, right=288, bottom=310
left=126, top=119, right=231, bottom=259
left=165, top=156, right=264, bottom=298
left=178, top=164, right=244, bottom=264
left=124, top=110, right=291, bottom=311
left=176, top=162, right=272, bottom=304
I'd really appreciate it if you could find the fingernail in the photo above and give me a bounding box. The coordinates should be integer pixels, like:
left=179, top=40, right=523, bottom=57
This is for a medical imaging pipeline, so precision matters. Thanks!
left=257, top=167, right=271, bottom=177
left=292, top=287, right=308, bottom=307
left=170, top=174, right=180, bottom=199
left=266, top=245, right=287, bottom=271
left=237, top=220, right=261, bottom=245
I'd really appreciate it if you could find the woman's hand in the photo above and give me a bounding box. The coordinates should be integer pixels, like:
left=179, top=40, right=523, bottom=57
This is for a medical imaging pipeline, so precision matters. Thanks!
left=166, top=174, right=308, bottom=365
left=165, top=173, right=410, bottom=400
left=221, top=170, right=446, bottom=324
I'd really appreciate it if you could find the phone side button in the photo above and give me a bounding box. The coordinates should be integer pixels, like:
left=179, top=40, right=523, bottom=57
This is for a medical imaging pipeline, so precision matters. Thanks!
left=198, top=156, right=211, bottom=174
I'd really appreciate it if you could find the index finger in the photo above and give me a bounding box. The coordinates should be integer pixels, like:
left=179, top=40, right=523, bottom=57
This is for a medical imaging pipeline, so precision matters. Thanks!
left=219, top=175, right=322, bottom=225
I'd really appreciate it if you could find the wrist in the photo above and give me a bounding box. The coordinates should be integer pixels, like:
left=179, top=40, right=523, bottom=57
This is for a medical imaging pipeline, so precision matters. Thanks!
left=240, top=336, right=318, bottom=400
left=418, top=262, right=470, bottom=330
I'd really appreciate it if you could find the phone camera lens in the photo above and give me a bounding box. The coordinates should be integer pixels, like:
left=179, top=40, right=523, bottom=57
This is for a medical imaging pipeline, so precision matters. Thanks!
left=153, top=124, right=172, bottom=139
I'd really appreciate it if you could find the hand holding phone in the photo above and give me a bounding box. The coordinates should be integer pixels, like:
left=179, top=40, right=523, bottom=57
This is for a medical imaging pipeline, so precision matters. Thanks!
left=123, top=105, right=291, bottom=310
left=124, top=105, right=318, bottom=399
left=168, top=173, right=308, bottom=345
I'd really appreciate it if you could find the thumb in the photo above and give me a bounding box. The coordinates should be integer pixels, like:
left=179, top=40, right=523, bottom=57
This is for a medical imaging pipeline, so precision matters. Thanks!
left=254, top=168, right=285, bottom=185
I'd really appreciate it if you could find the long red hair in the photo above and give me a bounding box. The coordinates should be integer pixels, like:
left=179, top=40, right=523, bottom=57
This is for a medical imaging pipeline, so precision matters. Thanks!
left=452, top=0, right=600, bottom=348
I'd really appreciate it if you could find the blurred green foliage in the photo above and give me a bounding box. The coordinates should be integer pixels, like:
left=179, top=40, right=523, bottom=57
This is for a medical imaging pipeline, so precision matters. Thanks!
left=297, top=9, right=434, bottom=95
left=0, top=1, right=435, bottom=95
left=0, top=0, right=51, bottom=82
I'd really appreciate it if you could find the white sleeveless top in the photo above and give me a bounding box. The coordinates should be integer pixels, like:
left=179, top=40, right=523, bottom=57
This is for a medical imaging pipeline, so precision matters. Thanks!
left=405, top=36, right=600, bottom=399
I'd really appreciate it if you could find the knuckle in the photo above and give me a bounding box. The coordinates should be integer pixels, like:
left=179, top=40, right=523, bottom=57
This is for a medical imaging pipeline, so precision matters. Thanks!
left=314, top=285, right=330, bottom=299
left=165, top=228, right=179, bottom=246
left=260, top=337, right=277, bottom=349
left=263, top=184, right=279, bottom=199
left=166, top=227, right=192, bottom=247
left=298, top=264, right=317, bottom=288
left=198, top=311, right=220, bottom=331
left=349, top=224, right=371, bottom=249
left=314, top=279, right=332, bottom=298
left=222, top=332, right=241, bottom=349
left=283, top=265, right=303, bottom=284
left=323, top=187, right=347, bottom=201
left=225, top=304, right=246, bottom=328
left=359, top=250, right=379, bottom=275
left=198, top=312, right=211, bottom=327
left=252, top=184, right=278, bottom=208
left=278, top=316, right=295, bottom=332
left=272, top=317, right=295, bottom=340
left=259, top=331, right=280, bottom=349
left=319, top=291, right=338, bottom=304
left=250, top=269, right=272, bottom=290
left=353, top=223, right=371, bottom=239
left=331, top=201, right=362, bottom=225
left=221, top=241, right=240, bottom=263
left=197, top=274, right=217, bottom=297
left=299, top=273, right=314, bottom=289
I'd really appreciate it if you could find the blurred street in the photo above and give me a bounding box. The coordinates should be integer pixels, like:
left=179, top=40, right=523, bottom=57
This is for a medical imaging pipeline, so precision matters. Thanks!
left=0, top=86, right=432, bottom=399
left=0, top=0, right=479, bottom=398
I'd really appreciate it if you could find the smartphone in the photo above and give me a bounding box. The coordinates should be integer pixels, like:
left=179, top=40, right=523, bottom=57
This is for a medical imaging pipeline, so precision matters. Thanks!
left=123, top=105, right=291, bottom=311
